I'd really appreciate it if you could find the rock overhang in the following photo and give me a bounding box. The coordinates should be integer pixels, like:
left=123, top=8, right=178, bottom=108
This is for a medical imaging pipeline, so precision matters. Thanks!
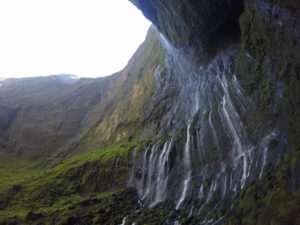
left=129, top=0, right=244, bottom=64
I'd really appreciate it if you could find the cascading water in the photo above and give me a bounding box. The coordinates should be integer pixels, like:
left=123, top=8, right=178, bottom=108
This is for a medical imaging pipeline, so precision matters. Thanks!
left=176, top=123, right=192, bottom=209
left=129, top=34, right=287, bottom=219
left=119, top=216, right=127, bottom=225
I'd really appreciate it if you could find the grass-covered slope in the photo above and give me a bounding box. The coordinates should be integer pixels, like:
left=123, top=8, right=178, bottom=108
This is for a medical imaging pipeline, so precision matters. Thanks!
left=0, top=26, right=173, bottom=224
left=0, top=140, right=152, bottom=225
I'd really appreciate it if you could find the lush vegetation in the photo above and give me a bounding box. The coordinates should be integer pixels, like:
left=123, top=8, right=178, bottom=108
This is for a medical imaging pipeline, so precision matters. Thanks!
left=0, top=140, right=151, bottom=224
left=0, top=151, right=43, bottom=192
left=0, top=0, right=299, bottom=224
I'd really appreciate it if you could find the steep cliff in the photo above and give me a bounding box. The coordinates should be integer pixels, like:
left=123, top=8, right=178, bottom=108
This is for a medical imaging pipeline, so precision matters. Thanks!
left=0, top=27, right=164, bottom=160
left=127, top=0, right=300, bottom=224
left=129, top=0, right=243, bottom=63
left=0, top=0, right=299, bottom=224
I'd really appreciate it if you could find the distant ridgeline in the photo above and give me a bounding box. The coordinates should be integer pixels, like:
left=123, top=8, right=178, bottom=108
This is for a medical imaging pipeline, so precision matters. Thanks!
left=0, top=0, right=299, bottom=224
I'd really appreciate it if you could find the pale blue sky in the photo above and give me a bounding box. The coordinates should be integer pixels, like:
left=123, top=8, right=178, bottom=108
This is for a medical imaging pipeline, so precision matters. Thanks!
left=0, top=0, right=151, bottom=78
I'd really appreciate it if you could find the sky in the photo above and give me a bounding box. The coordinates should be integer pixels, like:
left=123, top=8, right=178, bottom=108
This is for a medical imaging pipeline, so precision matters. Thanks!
left=0, top=0, right=151, bottom=78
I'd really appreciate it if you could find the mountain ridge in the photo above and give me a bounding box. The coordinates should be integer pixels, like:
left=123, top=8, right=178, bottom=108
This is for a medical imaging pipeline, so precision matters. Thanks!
left=0, top=26, right=166, bottom=161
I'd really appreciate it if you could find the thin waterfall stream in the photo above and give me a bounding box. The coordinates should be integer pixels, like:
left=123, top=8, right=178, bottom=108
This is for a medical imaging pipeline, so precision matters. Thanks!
left=129, top=34, right=286, bottom=216
left=176, top=123, right=192, bottom=209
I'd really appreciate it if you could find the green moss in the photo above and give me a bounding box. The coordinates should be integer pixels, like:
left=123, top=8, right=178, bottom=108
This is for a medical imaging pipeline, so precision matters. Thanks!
left=176, top=148, right=300, bottom=225
left=277, top=61, right=300, bottom=148
left=0, top=140, right=152, bottom=222
left=219, top=148, right=300, bottom=225
left=55, top=141, right=137, bottom=168
left=0, top=150, right=44, bottom=192
left=256, top=80, right=274, bottom=121
left=235, top=0, right=300, bottom=152
left=126, top=204, right=174, bottom=225
left=0, top=188, right=139, bottom=225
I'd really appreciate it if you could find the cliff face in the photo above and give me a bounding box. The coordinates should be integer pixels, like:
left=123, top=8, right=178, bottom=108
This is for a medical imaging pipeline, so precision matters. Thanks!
left=0, top=28, right=164, bottom=160
left=129, top=0, right=243, bottom=63
left=131, top=1, right=300, bottom=224
left=127, top=0, right=300, bottom=223
left=0, top=0, right=299, bottom=224
left=237, top=0, right=300, bottom=150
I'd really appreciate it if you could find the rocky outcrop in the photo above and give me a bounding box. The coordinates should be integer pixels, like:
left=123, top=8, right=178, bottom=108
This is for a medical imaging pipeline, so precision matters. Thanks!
left=127, top=0, right=300, bottom=223
left=236, top=0, right=300, bottom=150
left=130, top=0, right=243, bottom=63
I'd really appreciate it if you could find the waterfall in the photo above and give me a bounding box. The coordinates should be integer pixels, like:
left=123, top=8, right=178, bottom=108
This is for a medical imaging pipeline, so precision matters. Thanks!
left=129, top=34, right=286, bottom=217
left=176, top=123, right=192, bottom=209
left=119, top=216, right=127, bottom=225
left=130, top=140, right=174, bottom=207
left=155, top=138, right=173, bottom=204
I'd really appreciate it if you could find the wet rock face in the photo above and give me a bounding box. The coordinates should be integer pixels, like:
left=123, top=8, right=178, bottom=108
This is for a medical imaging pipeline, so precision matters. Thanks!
left=236, top=0, right=300, bottom=148
left=129, top=39, right=289, bottom=215
left=128, top=0, right=300, bottom=221
left=130, top=0, right=243, bottom=62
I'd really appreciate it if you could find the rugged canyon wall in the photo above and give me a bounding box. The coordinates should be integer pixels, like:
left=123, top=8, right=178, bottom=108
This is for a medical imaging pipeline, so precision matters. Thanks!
left=129, top=0, right=243, bottom=63
left=126, top=0, right=300, bottom=223
left=0, top=27, right=164, bottom=160
left=130, top=42, right=288, bottom=214
left=0, top=0, right=299, bottom=224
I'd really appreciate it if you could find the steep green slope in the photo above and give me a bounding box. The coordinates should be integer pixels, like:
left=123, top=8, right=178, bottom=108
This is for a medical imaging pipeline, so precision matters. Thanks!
left=0, top=140, right=151, bottom=224
left=0, top=27, right=171, bottom=224
left=0, top=27, right=166, bottom=161
left=72, top=26, right=166, bottom=153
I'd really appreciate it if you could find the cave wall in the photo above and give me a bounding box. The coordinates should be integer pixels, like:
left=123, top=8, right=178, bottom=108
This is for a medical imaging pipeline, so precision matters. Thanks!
left=236, top=0, right=300, bottom=151
left=127, top=0, right=300, bottom=223
left=130, top=0, right=243, bottom=63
